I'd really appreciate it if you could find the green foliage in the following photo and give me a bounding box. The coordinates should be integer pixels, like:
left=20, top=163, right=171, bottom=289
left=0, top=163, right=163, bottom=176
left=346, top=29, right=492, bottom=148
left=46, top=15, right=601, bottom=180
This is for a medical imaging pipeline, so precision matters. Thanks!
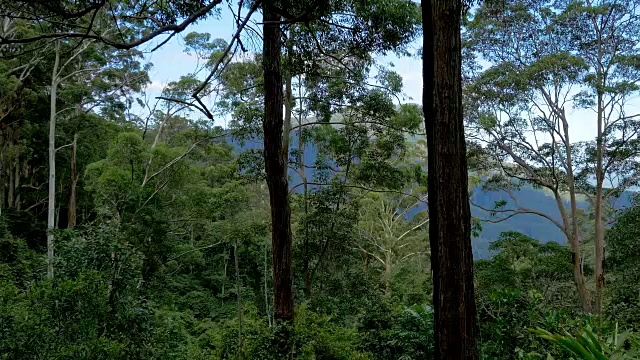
left=357, top=300, right=434, bottom=360
left=606, top=206, right=640, bottom=326
left=533, top=325, right=640, bottom=360
left=5, top=0, right=640, bottom=358
left=475, top=231, right=594, bottom=359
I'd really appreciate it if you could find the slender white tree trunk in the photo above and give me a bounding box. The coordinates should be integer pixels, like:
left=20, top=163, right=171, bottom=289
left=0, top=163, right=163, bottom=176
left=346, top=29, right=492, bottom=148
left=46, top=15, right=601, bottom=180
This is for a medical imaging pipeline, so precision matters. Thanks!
left=68, top=133, right=78, bottom=228
left=595, top=88, right=605, bottom=318
left=234, top=239, right=243, bottom=354
left=47, top=40, right=60, bottom=279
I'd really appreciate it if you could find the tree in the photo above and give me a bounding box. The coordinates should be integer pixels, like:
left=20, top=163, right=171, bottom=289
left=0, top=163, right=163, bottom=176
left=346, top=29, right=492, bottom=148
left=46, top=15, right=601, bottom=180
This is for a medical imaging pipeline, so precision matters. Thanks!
left=475, top=231, right=574, bottom=303
left=0, top=0, right=225, bottom=50
left=465, top=0, right=640, bottom=314
left=261, top=1, right=294, bottom=356
left=45, top=35, right=147, bottom=278
left=0, top=19, right=46, bottom=215
left=606, top=205, right=640, bottom=326
left=423, top=0, right=478, bottom=358
left=208, top=2, right=420, bottom=355
left=355, top=190, right=429, bottom=296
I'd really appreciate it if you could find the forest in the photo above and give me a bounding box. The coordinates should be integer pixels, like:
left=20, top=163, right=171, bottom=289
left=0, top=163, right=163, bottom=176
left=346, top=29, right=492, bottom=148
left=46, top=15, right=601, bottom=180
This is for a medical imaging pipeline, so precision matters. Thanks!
left=1, top=0, right=640, bottom=359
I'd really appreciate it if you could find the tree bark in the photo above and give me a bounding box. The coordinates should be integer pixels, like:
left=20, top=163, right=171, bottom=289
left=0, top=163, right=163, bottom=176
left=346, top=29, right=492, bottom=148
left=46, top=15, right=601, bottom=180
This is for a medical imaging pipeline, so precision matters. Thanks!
left=7, top=156, right=13, bottom=209
left=423, top=0, right=478, bottom=358
left=560, top=113, right=591, bottom=312
left=68, top=133, right=78, bottom=228
left=47, top=40, right=61, bottom=279
left=594, top=87, right=605, bottom=318
left=282, top=29, right=293, bottom=158
left=0, top=146, right=4, bottom=216
left=14, top=157, right=20, bottom=210
left=234, top=239, right=244, bottom=358
left=384, top=251, right=391, bottom=296
left=263, top=0, right=294, bottom=357
left=264, top=241, right=272, bottom=328
left=299, top=125, right=311, bottom=297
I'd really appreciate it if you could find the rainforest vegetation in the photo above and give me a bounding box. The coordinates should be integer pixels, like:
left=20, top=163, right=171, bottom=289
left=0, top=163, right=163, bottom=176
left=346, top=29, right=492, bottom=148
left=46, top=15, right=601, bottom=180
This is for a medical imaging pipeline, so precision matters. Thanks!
left=1, top=0, right=640, bottom=359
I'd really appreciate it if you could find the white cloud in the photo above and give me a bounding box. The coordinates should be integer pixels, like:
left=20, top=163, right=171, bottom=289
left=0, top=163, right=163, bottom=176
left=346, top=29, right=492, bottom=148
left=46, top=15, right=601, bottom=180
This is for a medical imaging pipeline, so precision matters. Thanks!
left=146, top=79, right=167, bottom=93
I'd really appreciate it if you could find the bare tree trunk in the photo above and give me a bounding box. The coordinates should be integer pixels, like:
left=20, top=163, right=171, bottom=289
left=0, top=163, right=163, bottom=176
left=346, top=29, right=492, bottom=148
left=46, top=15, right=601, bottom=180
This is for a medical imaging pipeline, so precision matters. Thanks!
left=222, top=248, right=228, bottom=303
left=423, top=0, right=478, bottom=358
left=7, top=153, right=13, bottom=208
left=0, top=145, right=4, bottom=217
left=47, top=40, right=61, bottom=279
left=263, top=1, right=294, bottom=356
left=292, top=70, right=312, bottom=298
left=384, top=251, right=391, bottom=296
left=14, top=158, right=20, bottom=210
left=264, top=241, right=272, bottom=328
left=560, top=115, right=591, bottom=311
left=282, top=30, right=293, bottom=158
left=68, top=133, right=78, bottom=228
left=7, top=141, right=18, bottom=209
left=299, top=122, right=311, bottom=297
left=594, top=88, right=605, bottom=318
left=234, top=239, right=243, bottom=358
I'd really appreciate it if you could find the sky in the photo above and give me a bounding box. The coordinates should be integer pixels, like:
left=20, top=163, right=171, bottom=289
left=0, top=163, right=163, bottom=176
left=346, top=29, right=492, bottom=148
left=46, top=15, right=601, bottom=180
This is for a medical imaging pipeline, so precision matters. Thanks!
left=135, top=6, right=424, bottom=127
left=136, top=6, right=639, bottom=145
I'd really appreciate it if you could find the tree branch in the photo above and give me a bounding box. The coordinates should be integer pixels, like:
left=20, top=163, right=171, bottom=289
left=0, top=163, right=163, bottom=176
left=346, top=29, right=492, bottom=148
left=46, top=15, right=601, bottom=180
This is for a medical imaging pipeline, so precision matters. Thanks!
left=0, top=0, right=224, bottom=49
left=471, top=199, right=565, bottom=232
left=165, top=242, right=222, bottom=264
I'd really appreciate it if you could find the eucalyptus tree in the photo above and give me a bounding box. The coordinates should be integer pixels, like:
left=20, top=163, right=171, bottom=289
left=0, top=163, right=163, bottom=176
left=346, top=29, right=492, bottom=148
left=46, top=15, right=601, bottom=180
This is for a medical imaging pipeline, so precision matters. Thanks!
left=356, top=189, right=429, bottom=297
left=44, top=32, right=148, bottom=278
left=465, top=0, right=640, bottom=314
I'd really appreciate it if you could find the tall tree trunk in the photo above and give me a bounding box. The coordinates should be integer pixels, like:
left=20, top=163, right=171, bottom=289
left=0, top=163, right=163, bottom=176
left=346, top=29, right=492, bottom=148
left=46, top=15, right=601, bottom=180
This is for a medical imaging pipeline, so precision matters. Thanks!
left=47, top=40, right=61, bottom=279
left=263, top=1, right=294, bottom=357
left=560, top=115, right=591, bottom=312
left=298, top=117, right=311, bottom=297
left=423, top=0, right=478, bottom=358
left=14, top=158, right=20, bottom=210
left=68, top=133, right=78, bottom=228
left=384, top=251, right=391, bottom=296
left=594, top=88, right=605, bottom=318
left=282, top=29, right=293, bottom=157
left=0, top=145, right=4, bottom=217
left=264, top=241, right=272, bottom=328
left=234, top=239, right=244, bottom=358
left=7, top=156, right=13, bottom=208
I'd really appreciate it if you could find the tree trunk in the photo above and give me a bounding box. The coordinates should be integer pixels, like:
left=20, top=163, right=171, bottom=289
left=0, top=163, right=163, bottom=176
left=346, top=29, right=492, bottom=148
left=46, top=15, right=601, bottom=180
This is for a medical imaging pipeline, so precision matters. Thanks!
left=300, top=130, right=311, bottom=298
left=234, top=239, right=244, bottom=358
left=282, top=29, right=293, bottom=157
left=294, top=72, right=312, bottom=297
left=47, top=40, right=61, bottom=279
left=263, top=1, right=294, bottom=357
left=68, top=133, right=78, bottom=228
left=560, top=114, right=591, bottom=312
left=384, top=251, right=391, bottom=296
left=594, top=88, right=605, bottom=318
left=14, top=158, right=20, bottom=210
left=0, top=146, right=4, bottom=216
left=423, top=0, right=478, bottom=358
left=264, top=241, right=272, bottom=328
left=7, top=154, right=13, bottom=209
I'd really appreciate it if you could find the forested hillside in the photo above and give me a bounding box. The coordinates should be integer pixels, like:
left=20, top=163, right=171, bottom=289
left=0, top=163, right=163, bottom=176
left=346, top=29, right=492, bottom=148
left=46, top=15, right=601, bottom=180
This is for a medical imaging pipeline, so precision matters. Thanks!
left=1, top=0, right=640, bottom=359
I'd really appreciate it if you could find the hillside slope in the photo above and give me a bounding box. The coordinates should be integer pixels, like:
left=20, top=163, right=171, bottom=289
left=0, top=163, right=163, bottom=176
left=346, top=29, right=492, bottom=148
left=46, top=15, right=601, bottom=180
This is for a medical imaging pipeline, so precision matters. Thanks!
left=231, top=137, right=635, bottom=259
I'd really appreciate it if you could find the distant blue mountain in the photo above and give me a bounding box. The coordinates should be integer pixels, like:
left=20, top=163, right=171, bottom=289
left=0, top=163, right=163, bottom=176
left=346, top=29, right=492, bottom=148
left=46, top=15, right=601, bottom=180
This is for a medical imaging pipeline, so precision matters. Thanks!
left=230, top=136, right=635, bottom=259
